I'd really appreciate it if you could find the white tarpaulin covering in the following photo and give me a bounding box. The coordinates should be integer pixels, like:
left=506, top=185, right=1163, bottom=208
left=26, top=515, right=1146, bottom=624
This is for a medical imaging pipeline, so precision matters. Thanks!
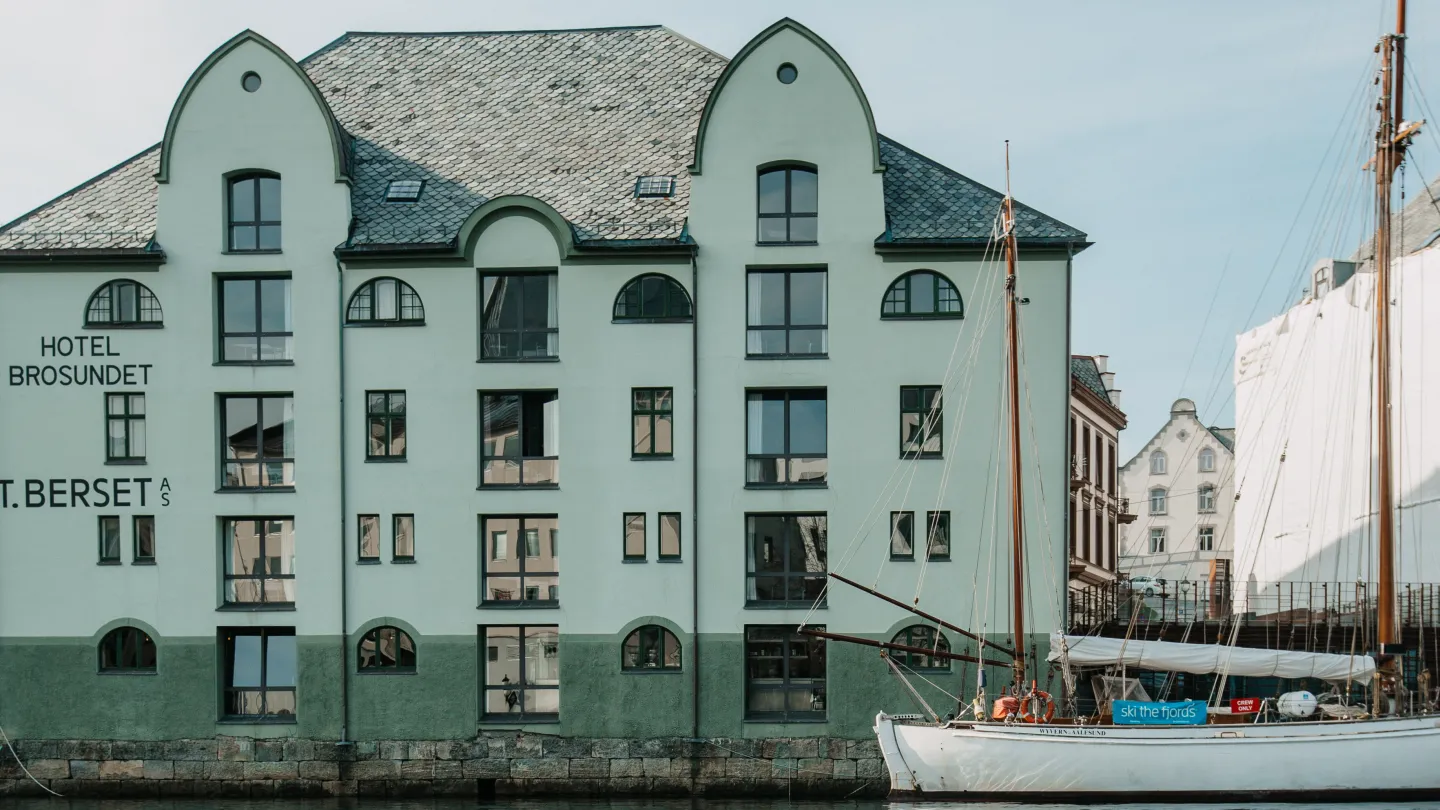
left=1048, top=634, right=1375, bottom=682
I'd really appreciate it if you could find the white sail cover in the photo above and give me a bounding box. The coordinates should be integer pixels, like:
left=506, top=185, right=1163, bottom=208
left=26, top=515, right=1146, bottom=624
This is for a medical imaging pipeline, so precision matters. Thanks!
left=1048, top=634, right=1375, bottom=682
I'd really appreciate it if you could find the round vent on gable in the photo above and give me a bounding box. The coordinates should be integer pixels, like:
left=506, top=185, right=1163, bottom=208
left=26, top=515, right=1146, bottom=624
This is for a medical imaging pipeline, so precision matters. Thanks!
left=777, top=63, right=798, bottom=84
left=241, top=72, right=261, bottom=93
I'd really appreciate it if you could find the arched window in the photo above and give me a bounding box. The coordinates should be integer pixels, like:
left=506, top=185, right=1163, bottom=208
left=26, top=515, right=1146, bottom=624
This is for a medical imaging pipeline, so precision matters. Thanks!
left=890, top=625, right=950, bottom=671
left=1198, top=484, right=1216, bottom=513
left=347, top=277, right=425, bottom=324
left=612, top=274, right=692, bottom=322
left=358, top=626, right=416, bottom=672
left=98, top=626, right=156, bottom=673
left=1198, top=447, right=1216, bottom=472
left=85, top=280, right=163, bottom=327
left=227, top=173, right=281, bottom=252
left=1149, top=487, right=1168, bottom=515
left=881, top=271, right=963, bottom=319
left=621, top=625, right=681, bottom=671
left=757, top=165, right=818, bottom=244
left=1150, top=451, right=1167, bottom=475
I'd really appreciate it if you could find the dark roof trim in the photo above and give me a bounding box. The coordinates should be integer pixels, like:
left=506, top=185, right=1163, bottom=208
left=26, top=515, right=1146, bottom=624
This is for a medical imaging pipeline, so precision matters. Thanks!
left=1072, top=378, right=1126, bottom=431
left=690, top=18, right=882, bottom=176
left=0, top=248, right=167, bottom=269
left=875, top=238, right=1092, bottom=255
left=157, top=30, right=351, bottom=185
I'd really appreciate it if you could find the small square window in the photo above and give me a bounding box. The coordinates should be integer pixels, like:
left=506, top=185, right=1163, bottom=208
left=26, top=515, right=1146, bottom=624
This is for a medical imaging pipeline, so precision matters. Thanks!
left=385, top=180, right=424, bottom=203
left=634, top=176, right=676, bottom=198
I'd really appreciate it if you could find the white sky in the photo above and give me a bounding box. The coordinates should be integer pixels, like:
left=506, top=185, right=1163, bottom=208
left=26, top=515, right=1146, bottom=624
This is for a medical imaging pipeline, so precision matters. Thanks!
left=2, top=0, right=1436, bottom=456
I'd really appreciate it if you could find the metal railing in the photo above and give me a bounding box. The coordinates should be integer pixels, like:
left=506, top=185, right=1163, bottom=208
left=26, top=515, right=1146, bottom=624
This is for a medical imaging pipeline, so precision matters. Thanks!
left=1069, top=580, right=1440, bottom=630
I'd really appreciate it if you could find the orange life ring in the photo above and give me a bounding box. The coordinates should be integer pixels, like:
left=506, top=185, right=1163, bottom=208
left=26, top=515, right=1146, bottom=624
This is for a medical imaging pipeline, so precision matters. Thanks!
left=1019, top=690, right=1056, bottom=723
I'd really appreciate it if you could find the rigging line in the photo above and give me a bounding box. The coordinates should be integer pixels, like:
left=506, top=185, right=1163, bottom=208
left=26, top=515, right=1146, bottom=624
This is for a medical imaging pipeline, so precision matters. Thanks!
left=1014, top=313, right=1064, bottom=625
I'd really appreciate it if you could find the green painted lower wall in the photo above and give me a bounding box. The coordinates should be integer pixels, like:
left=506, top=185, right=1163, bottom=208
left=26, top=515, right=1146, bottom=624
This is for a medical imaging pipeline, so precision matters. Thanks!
left=0, top=631, right=1057, bottom=741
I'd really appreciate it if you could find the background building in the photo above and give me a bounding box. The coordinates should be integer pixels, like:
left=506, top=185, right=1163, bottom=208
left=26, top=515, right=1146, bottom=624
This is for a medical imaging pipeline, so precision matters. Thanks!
left=1068, top=354, right=1127, bottom=587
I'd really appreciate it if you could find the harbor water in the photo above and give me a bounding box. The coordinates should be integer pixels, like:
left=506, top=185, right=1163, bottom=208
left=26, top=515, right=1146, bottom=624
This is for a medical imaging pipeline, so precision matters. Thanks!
left=2, top=800, right=1439, bottom=810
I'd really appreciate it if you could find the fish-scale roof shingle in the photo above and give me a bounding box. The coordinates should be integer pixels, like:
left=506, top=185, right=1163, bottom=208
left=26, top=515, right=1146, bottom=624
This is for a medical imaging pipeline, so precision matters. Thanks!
left=1070, top=356, right=1111, bottom=405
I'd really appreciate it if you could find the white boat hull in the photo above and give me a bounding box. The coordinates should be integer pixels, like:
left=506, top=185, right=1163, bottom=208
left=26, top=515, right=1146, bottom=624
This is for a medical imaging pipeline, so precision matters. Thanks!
left=875, top=712, right=1440, bottom=802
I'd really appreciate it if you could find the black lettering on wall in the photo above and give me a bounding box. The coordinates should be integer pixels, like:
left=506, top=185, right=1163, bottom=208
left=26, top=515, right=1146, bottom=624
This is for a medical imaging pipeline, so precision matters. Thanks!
left=0, top=480, right=11, bottom=508
left=112, top=479, right=131, bottom=508
left=91, top=478, right=110, bottom=508
left=70, top=478, right=90, bottom=507
left=24, top=480, right=43, bottom=507
left=47, top=479, right=66, bottom=508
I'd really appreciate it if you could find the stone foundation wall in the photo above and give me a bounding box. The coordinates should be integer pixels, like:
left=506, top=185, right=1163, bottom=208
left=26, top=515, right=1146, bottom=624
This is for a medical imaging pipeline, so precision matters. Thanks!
left=0, top=733, right=887, bottom=798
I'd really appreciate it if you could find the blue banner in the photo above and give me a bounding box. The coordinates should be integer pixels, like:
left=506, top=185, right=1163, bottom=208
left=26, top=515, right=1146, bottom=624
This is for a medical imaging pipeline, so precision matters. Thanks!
left=1112, top=699, right=1207, bottom=725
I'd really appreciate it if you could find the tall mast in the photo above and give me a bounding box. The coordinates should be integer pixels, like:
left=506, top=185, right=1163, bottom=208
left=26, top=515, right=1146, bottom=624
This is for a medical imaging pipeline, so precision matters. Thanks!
left=1003, top=142, right=1027, bottom=685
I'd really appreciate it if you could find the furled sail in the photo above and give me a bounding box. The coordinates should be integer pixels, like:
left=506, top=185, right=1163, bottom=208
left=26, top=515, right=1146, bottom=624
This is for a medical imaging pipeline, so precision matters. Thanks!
left=1048, top=634, right=1375, bottom=682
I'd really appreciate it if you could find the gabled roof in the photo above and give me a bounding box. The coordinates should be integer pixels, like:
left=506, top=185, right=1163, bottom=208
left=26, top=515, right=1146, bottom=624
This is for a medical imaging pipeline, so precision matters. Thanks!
left=1070, top=355, right=1111, bottom=405
left=0, top=23, right=1085, bottom=258
left=1353, top=173, right=1440, bottom=270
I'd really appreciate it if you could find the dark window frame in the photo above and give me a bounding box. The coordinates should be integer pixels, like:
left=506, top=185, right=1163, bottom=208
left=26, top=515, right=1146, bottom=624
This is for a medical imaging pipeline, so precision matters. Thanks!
left=890, top=511, right=915, bottom=560
left=98, top=515, right=121, bottom=564
left=479, top=271, right=559, bottom=361
left=358, top=514, right=381, bottom=562
left=890, top=625, right=951, bottom=672
left=623, top=512, right=647, bottom=561
left=365, top=390, right=407, bottom=461
left=480, top=515, right=560, bottom=608
left=220, top=626, right=297, bottom=722
left=393, top=514, right=415, bottom=562
left=1198, top=525, right=1216, bottom=552
left=631, top=387, right=674, bottom=459
left=659, top=512, right=682, bottom=561
left=745, top=388, right=827, bottom=488
left=621, top=625, right=682, bottom=671
left=899, top=385, right=943, bottom=458
left=133, top=515, right=155, bottom=564
left=880, top=270, right=964, bottom=319
left=226, top=173, right=281, bottom=253
left=634, top=175, right=676, bottom=198
left=105, top=392, right=146, bottom=463
left=85, top=279, right=164, bottom=328
left=480, top=624, right=560, bottom=723
left=218, top=393, right=295, bottom=491
left=221, top=517, right=296, bottom=609
left=347, top=277, right=425, bottom=326
left=480, top=390, right=559, bottom=488
left=612, top=274, right=693, bottom=323
left=384, top=179, right=425, bottom=203
left=756, top=166, right=818, bottom=245
left=358, top=625, right=417, bottom=673
left=744, top=513, right=828, bottom=609
left=98, top=626, right=156, bottom=674
left=217, top=275, right=292, bottom=364
left=925, top=511, right=951, bottom=561
left=745, top=268, right=828, bottom=358
left=744, top=624, right=827, bottom=722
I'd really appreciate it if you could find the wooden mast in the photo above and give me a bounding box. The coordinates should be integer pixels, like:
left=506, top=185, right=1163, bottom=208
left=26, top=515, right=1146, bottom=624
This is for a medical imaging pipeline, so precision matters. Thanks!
left=1003, top=142, right=1027, bottom=685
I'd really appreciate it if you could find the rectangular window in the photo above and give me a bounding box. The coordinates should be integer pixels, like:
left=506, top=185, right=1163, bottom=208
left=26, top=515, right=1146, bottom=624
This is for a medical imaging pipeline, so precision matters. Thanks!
left=223, top=518, right=295, bottom=607
left=1149, top=489, right=1167, bottom=515
left=133, top=515, right=155, bottom=563
left=481, top=516, right=559, bottom=606
left=623, top=512, right=647, bottom=561
left=900, top=386, right=942, bottom=457
left=479, top=272, right=558, bottom=360
left=481, top=625, right=559, bottom=722
left=890, top=511, right=914, bottom=560
left=1149, top=527, right=1166, bottom=554
left=221, top=627, right=296, bottom=721
left=227, top=175, right=281, bottom=252
left=366, top=391, right=406, bottom=460
left=925, top=511, right=951, bottom=561
left=746, top=269, right=827, bottom=357
left=744, top=625, right=826, bottom=722
left=481, top=391, right=559, bottom=487
left=756, top=167, right=818, bottom=244
left=98, top=516, right=120, bottom=563
left=632, top=388, right=674, bottom=458
left=1198, top=526, right=1215, bottom=552
left=358, top=514, right=380, bottom=562
left=659, top=513, right=681, bottom=560
left=745, top=389, right=826, bottom=486
left=105, top=393, right=146, bottom=462
left=394, top=514, right=415, bottom=561
left=220, top=394, right=295, bottom=490
left=745, top=514, right=827, bottom=608
left=219, top=276, right=292, bottom=363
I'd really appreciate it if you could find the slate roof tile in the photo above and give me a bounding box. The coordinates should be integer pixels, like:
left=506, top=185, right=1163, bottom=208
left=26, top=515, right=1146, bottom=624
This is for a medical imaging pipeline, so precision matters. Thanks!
left=1070, top=355, right=1111, bottom=405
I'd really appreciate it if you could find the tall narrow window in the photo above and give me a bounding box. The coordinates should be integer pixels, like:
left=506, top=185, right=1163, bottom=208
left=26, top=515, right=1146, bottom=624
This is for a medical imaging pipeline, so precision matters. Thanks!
left=347, top=277, right=424, bottom=324
left=1149, top=527, right=1167, bottom=554
left=221, top=627, right=296, bottom=720
left=881, top=271, right=963, bottom=319
left=366, top=391, right=407, bottom=460
left=358, top=514, right=380, bottom=562
left=98, top=516, right=121, bottom=564
left=1148, top=487, right=1167, bottom=515
left=393, top=514, right=415, bottom=561
left=746, top=389, right=826, bottom=486
left=99, top=626, right=156, bottom=673
left=745, top=514, right=827, bottom=608
left=227, top=174, right=281, bottom=252
left=86, top=280, right=163, bottom=327
left=899, top=386, right=943, bottom=457
left=890, top=511, right=914, bottom=560
left=622, top=625, right=681, bottom=670
left=481, top=516, right=559, bottom=605
left=756, top=166, right=818, bottom=244
left=480, top=272, right=558, bottom=360
left=482, top=625, right=559, bottom=721
left=747, top=269, right=827, bottom=357
left=1198, top=447, right=1216, bottom=472
left=223, top=518, right=295, bottom=607
left=926, top=511, right=951, bottom=561
left=481, top=391, right=559, bottom=486
left=1198, top=484, right=1217, bottom=513
left=623, top=513, right=647, bottom=561
left=659, top=512, right=682, bottom=560
left=1149, top=451, right=1166, bottom=475
left=744, top=625, right=826, bottom=721
left=133, top=516, right=155, bottom=563
left=358, top=626, right=416, bottom=672
left=632, top=388, right=673, bottom=458
left=106, top=393, right=146, bottom=462
left=1198, top=526, right=1216, bottom=552
left=890, top=625, right=951, bottom=671
left=613, top=274, right=692, bottom=322
left=220, top=394, right=295, bottom=490
left=219, top=276, right=292, bottom=362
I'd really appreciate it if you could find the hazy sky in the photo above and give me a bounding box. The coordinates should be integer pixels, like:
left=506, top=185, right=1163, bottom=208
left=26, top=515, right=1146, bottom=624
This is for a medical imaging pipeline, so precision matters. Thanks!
left=2, top=0, right=1436, bottom=456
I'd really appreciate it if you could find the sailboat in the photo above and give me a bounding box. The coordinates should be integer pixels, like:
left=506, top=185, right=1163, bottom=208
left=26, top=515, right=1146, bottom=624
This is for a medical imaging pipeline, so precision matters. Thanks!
left=862, top=2, right=1440, bottom=801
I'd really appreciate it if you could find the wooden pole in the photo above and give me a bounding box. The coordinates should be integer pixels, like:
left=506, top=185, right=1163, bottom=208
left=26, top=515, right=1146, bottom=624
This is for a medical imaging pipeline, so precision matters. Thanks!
left=826, top=572, right=1016, bottom=658
left=797, top=628, right=1015, bottom=669
left=1376, top=5, right=1402, bottom=650
left=1003, top=142, right=1027, bottom=686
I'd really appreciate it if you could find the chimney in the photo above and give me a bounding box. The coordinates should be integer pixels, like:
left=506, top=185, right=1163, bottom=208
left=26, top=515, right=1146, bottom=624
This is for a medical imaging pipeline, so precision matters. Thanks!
left=1107, top=388, right=1122, bottom=409
left=1093, top=354, right=1108, bottom=374
left=1100, top=371, right=1115, bottom=390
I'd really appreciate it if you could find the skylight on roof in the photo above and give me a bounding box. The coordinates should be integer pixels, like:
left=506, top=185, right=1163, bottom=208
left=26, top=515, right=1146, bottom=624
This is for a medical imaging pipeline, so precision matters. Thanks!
left=385, top=180, right=424, bottom=203
left=635, top=175, right=676, bottom=198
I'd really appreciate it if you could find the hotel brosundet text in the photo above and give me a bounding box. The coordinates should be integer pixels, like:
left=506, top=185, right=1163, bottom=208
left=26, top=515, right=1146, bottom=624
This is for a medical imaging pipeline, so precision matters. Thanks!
left=0, top=18, right=1086, bottom=797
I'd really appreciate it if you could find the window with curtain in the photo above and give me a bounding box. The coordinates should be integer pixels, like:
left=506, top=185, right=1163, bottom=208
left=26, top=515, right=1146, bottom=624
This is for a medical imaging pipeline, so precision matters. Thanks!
left=85, top=279, right=163, bottom=327
left=347, top=277, right=424, bottom=324
left=881, top=271, right=962, bottom=318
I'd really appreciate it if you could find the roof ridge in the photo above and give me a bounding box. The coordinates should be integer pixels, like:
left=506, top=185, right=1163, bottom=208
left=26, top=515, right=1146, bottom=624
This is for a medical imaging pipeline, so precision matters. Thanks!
left=338, top=25, right=665, bottom=38
left=0, top=142, right=160, bottom=236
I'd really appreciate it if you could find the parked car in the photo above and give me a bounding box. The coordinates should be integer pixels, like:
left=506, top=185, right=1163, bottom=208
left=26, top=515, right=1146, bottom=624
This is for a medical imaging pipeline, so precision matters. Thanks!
left=1126, top=575, right=1167, bottom=596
